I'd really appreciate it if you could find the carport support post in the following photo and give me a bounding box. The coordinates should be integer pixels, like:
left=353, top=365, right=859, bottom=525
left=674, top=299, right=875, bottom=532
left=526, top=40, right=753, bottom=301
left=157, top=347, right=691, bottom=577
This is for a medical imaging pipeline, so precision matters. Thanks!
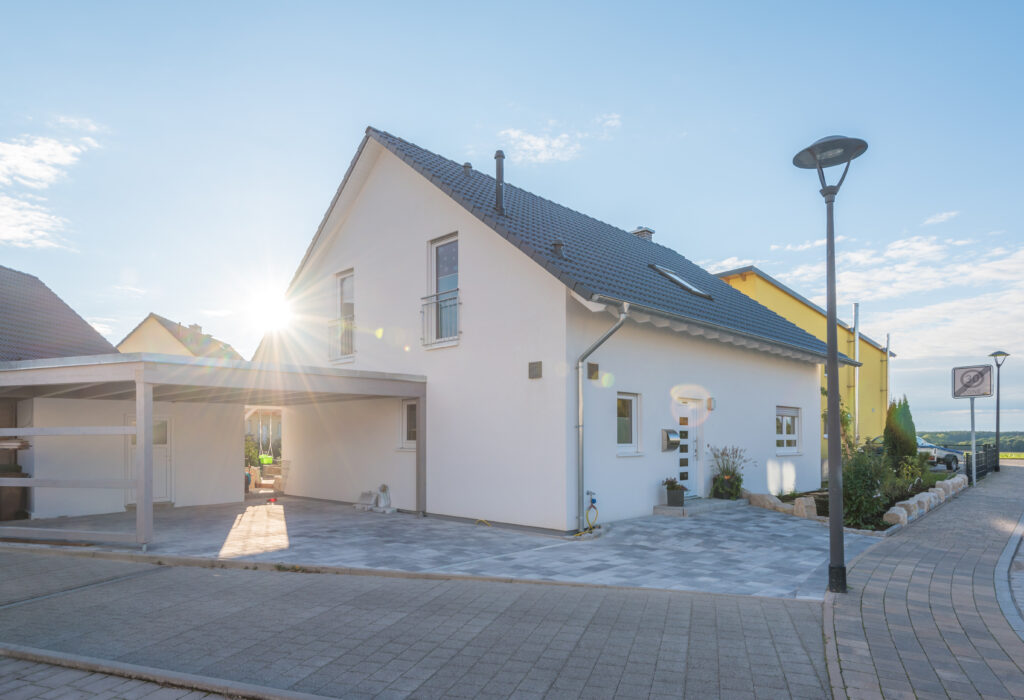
left=415, top=393, right=426, bottom=515
left=135, top=374, right=154, bottom=547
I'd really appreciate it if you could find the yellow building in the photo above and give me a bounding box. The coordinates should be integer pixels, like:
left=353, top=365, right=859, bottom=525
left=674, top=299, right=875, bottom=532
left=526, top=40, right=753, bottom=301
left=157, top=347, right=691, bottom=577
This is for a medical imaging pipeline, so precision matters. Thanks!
left=717, top=266, right=894, bottom=462
left=117, top=313, right=242, bottom=360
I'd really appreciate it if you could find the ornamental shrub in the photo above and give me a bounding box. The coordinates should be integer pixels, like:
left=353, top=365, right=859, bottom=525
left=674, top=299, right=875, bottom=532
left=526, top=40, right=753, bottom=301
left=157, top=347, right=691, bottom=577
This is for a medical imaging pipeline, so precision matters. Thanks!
left=842, top=451, right=888, bottom=529
left=883, top=396, right=917, bottom=465
left=708, top=445, right=748, bottom=499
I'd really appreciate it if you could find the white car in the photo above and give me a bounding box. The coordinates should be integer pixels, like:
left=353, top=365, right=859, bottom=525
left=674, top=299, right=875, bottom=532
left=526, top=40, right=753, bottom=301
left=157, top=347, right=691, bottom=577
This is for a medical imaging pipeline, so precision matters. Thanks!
left=916, top=437, right=963, bottom=469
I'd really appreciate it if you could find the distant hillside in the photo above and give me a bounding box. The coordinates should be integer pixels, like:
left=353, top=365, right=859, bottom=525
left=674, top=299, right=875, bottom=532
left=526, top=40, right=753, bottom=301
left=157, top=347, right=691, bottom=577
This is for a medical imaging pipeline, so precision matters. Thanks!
left=919, top=431, right=1024, bottom=451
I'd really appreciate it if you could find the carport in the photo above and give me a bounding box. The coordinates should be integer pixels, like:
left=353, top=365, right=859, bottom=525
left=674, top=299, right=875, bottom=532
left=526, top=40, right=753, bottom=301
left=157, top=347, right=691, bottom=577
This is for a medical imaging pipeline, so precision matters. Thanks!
left=0, top=353, right=426, bottom=547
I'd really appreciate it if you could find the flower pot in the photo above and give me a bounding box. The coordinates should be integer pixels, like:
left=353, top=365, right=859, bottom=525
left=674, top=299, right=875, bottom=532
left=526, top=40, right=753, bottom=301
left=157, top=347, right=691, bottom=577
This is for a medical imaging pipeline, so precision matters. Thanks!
left=666, top=488, right=685, bottom=507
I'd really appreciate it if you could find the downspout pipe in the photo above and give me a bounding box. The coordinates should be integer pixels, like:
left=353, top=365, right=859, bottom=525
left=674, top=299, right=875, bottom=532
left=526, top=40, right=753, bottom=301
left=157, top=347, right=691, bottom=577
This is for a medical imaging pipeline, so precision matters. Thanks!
left=576, top=303, right=629, bottom=532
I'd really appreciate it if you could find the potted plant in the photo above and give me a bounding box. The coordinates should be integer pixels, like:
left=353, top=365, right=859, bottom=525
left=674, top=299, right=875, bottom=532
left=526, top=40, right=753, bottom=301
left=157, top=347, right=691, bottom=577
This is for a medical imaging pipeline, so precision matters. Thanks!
left=662, top=477, right=688, bottom=507
left=708, top=445, right=749, bottom=499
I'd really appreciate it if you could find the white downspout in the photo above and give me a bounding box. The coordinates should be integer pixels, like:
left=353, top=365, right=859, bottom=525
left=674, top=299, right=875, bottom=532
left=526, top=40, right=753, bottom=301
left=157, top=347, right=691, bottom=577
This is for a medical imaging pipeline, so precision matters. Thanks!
left=576, top=304, right=629, bottom=532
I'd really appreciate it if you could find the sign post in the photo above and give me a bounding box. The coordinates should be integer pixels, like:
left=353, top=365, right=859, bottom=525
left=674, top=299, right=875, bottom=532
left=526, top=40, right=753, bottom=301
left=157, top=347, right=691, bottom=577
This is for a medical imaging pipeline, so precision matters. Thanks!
left=952, top=365, right=993, bottom=485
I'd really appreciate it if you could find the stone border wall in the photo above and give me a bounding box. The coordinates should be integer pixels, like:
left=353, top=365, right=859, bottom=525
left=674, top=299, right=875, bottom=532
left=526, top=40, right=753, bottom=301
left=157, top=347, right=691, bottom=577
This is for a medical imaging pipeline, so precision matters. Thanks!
left=742, top=473, right=970, bottom=529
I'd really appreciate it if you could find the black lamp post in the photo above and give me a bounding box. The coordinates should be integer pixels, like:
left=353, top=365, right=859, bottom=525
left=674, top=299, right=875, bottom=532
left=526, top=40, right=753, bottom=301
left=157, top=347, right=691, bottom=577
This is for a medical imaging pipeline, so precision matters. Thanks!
left=793, top=135, right=868, bottom=594
left=990, top=351, right=1009, bottom=472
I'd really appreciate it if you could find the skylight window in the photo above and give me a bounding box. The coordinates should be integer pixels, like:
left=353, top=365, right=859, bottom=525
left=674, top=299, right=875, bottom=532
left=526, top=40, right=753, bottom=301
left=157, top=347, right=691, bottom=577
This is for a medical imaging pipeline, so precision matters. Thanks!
left=649, top=264, right=712, bottom=300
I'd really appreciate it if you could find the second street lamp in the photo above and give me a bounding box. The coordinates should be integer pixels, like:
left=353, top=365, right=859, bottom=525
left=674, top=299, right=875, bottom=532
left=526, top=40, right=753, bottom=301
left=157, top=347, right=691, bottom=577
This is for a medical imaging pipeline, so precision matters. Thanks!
left=990, top=350, right=1009, bottom=472
left=793, top=135, right=868, bottom=594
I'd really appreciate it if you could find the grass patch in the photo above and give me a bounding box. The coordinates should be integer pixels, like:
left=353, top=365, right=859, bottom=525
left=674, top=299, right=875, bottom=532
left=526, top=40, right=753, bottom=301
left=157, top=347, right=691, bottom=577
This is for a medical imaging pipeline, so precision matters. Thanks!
left=1002, top=452, right=1024, bottom=459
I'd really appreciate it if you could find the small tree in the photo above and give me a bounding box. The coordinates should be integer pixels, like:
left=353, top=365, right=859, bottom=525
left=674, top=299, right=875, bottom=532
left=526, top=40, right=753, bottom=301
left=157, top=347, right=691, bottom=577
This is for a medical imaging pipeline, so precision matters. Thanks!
left=821, top=387, right=856, bottom=459
left=244, top=434, right=259, bottom=468
left=883, top=395, right=917, bottom=465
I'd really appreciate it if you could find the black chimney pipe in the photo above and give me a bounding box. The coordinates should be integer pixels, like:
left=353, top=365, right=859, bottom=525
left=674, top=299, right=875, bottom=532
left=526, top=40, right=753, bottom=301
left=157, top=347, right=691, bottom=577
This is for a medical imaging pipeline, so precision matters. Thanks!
left=494, top=150, right=505, bottom=215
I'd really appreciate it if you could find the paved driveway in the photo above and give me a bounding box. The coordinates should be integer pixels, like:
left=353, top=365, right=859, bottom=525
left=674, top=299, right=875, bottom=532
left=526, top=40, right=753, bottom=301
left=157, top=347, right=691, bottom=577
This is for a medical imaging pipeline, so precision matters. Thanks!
left=1, top=496, right=878, bottom=599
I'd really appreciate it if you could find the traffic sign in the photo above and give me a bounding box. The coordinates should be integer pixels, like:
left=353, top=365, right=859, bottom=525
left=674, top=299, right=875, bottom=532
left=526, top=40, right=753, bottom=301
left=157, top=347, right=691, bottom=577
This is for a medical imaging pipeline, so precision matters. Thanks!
left=952, top=365, right=992, bottom=398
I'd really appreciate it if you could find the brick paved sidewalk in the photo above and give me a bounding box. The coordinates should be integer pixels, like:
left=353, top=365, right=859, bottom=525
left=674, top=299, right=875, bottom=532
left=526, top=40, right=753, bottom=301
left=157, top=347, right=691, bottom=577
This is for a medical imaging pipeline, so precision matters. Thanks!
left=828, top=465, right=1024, bottom=699
left=0, top=549, right=829, bottom=699
left=0, top=656, right=226, bottom=699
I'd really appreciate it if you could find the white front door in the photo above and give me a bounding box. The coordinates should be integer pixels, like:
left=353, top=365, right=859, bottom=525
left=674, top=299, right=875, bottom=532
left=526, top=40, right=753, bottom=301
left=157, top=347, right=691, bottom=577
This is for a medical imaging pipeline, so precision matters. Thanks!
left=126, top=417, right=171, bottom=504
left=675, top=399, right=699, bottom=495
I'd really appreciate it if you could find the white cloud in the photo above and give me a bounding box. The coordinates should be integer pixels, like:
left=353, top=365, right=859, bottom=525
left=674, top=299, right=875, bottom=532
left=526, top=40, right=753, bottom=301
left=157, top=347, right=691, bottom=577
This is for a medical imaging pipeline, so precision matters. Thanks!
left=0, top=194, right=68, bottom=248
left=770, top=236, right=847, bottom=252
left=201, top=308, right=233, bottom=317
left=0, top=129, right=98, bottom=249
left=88, top=318, right=116, bottom=336
left=499, top=129, right=582, bottom=163
left=703, top=256, right=757, bottom=273
left=922, top=210, right=959, bottom=225
left=0, top=135, right=94, bottom=189
left=113, top=285, right=146, bottom=296
left=499, top=113, right=623, bottom=163
left=51, top=116, right=102, bottom=133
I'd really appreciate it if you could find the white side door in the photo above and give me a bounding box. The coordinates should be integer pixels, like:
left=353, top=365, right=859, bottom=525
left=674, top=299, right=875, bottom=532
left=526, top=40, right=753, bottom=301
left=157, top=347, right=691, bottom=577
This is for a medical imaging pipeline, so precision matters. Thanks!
left=125, top=416, right=172, bottom=504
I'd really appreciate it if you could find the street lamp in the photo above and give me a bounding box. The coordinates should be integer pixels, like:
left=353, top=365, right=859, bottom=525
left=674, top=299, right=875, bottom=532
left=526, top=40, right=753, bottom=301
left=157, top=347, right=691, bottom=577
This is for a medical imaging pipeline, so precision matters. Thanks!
left=793, top=135, right=868, bottom=594
left=990, top=351, right=1009, bottom=472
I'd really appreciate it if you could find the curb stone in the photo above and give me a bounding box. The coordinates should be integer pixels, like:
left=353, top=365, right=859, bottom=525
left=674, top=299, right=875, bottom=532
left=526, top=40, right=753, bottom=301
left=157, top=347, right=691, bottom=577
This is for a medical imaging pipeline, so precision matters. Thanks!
left=0, top=642, right=329, bottom=699
left=994, top=506, right=1024, bottom=642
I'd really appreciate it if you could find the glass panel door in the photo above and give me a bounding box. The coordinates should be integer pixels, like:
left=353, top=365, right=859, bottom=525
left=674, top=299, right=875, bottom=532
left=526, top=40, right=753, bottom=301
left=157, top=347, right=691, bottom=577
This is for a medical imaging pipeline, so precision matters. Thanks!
left=435, top=239, right=458, bottom=340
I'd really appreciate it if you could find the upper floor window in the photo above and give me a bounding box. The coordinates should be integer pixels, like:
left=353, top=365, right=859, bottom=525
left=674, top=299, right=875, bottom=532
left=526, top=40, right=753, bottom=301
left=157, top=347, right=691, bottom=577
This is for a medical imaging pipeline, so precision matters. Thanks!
left=329, top=270, right=354, bottom=360
left=423, top=235, right=459, bottom=346
left=776, top=406, right=800, bottom=454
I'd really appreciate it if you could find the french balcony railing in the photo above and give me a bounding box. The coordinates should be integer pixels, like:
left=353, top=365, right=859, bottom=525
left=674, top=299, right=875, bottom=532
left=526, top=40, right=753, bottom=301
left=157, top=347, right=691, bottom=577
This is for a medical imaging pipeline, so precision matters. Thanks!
left=421, top=289, right=460, bottom=346
left=328, top=316, right=354, bottom=360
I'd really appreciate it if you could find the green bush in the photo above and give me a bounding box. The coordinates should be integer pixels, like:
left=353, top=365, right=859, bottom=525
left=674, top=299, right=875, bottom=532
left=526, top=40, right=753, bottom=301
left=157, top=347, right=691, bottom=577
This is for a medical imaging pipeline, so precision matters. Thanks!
left=842, top=452, right=888, bottom=529
left=883, top=396, right=917, bottom=464
left=244, top=434, right=259, bottom=468
left=708, top=445, right=748, bottom=499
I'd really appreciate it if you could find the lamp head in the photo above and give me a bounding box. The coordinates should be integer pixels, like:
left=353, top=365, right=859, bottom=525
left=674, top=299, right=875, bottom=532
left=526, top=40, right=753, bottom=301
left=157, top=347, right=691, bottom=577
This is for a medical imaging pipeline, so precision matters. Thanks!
left=793, top=135, right=868, bottom=169
left=990, top=350, right=1010, bottom=367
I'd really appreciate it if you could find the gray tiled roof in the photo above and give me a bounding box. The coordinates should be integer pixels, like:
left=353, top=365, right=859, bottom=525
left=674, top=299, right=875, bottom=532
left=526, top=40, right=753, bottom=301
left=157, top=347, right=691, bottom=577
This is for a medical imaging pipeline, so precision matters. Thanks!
left=367, top=128, right=844, bottom=362
left=144, top=313, right=242, bottom=360
left=0, top=264, right=116, bottom=361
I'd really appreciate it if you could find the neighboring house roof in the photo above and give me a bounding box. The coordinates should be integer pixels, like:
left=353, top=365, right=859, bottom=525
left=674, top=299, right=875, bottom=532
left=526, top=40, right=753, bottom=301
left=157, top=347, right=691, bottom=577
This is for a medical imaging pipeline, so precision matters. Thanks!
left=715, top=265, right=896, bottom=357
left=292, top=127, right=853, bottom=364
left=0, top=264, right=117, bottom=361
left=119, top=313, right=243, bottom=360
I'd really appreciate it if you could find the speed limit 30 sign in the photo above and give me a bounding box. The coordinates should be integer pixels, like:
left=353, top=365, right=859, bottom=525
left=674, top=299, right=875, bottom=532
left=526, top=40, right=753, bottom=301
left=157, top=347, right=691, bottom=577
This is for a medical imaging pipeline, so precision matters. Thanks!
left=952, top=365, right=993, bottom=398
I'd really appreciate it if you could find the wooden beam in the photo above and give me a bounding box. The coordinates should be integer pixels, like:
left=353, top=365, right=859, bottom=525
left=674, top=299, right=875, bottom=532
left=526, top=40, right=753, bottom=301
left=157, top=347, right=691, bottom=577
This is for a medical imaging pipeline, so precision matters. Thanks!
left=0, top=426, right=135, bottom=437
left=0, top=477, right=134, bottom=488
left=0, top=527, right=137, bottom=544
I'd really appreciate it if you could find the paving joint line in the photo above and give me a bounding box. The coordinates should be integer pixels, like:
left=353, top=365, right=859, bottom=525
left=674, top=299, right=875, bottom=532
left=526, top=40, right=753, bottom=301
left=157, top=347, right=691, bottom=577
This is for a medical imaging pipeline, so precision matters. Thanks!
left=0, top=642, right=329, bottom=700
left=993, top=500, right=1024, bottom=643
left=0, top=566, right=166, bottom=610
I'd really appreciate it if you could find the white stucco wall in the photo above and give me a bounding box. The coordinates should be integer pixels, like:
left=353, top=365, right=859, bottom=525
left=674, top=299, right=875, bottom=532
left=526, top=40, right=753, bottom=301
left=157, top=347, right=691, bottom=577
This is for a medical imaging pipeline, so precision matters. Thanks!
left=566, top=300, right=822, bottom=526
left=24, top=398, right=243, bottom=519
left=265, top=145, right=570, bottom=529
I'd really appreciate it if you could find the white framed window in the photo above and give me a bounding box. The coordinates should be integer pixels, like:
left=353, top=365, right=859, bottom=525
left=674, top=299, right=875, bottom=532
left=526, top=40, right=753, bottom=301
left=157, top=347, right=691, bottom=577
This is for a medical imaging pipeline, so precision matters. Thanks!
left=617, top=393, right=640, bottom=454
left=423, top=234, right=459, bottom=346
left=776, top=406, right=800, bottom=454
left=329, top=270, right=354, bottom=360
left=400, top=399, right=417, bottom=450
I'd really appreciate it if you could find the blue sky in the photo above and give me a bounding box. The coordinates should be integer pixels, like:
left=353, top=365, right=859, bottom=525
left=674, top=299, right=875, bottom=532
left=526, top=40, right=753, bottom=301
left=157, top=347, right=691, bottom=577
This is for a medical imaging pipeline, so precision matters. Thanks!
left=1, top=1, right=1021, bottom=431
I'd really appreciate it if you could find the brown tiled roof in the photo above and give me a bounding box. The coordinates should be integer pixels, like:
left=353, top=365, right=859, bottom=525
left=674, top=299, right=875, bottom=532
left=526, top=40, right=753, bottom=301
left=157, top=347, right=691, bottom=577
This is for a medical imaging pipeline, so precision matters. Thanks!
left=0, top=264, right=116, bottom=361
left=139, top=313, right=243, bottom=360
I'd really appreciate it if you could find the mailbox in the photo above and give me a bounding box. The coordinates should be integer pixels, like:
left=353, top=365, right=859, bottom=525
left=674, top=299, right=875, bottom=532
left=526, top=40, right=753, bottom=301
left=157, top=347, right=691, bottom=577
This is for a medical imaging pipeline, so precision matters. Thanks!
left=661, top=429, right=680, bottom=452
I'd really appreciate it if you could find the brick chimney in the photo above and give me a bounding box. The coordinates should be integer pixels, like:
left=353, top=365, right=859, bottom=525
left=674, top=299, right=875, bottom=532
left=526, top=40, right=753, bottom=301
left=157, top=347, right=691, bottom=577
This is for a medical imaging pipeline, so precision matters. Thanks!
left=631, top=226, right=654, bottom=242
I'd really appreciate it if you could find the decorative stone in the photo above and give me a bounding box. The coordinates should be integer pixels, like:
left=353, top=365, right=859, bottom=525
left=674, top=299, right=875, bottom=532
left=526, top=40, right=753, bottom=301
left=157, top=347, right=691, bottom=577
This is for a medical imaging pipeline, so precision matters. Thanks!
left=793, top=496, right=818, bottom=518
left=897, top=500, right=917, bottom=520
left=355, top=490, right=376, bottom=511
left=883, top=507, right=907, bottom=526
left=938, top=480, right=954, bottom=497
left=746, top=492, right=783, bottom=510
left=372, top=484, right=396, bottom=514
left=928, top=487, right=946, bottom=503
left=776, top=503, right=795, bottom=515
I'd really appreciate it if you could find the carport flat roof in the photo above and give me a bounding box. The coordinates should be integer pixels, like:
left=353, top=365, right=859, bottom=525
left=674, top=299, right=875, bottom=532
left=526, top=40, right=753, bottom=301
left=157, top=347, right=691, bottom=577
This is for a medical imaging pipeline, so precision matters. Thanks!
left=0, top=352, right=426, bottom=405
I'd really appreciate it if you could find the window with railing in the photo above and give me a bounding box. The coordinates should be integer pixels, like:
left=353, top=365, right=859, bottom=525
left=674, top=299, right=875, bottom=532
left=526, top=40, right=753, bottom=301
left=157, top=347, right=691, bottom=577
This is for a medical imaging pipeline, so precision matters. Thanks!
left=330, top=271, right=354, bottom=360
left=422, top=289, right=459, bottom=345
left=423, top=236, right=459, bottom=346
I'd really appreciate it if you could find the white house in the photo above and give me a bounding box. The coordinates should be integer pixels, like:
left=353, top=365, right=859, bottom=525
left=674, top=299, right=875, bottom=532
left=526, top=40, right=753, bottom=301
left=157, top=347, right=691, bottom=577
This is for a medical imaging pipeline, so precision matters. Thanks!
left=0, top=129, right=851, bottom=543
left=254, top=127, right=849, bottom=532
